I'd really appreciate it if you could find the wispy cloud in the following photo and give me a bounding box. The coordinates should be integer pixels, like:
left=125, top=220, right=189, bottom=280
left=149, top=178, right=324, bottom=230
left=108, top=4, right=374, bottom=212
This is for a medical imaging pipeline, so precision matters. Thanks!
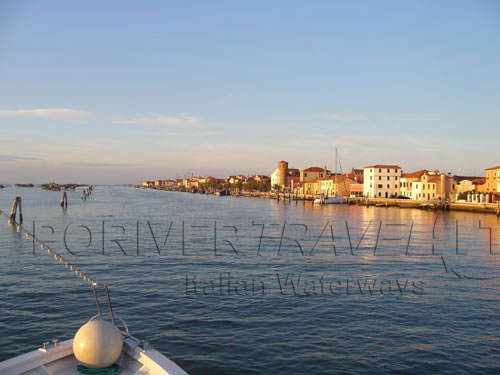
left=320, top=112, right=364, bottom=121
left=0, top=108, right=89, bottom=118
left=0, top=154, right=40, bottom=161
left=113, top=114, right=200, bottom=127
left=63, top=161, right=136, bottom=168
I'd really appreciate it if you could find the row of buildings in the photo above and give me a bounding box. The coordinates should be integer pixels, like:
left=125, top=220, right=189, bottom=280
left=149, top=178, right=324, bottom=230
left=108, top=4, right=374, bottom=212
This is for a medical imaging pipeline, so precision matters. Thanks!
left=141, top=162, right=500, bottom=203
left=270, top=161, right=500, bottom=202
left=141, top=174, right=271, bottom=191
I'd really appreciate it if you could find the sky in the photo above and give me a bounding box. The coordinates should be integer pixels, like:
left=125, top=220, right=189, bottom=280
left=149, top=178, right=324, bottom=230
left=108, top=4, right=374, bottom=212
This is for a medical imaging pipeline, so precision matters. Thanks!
left=1, top=1, right=499, bottom=184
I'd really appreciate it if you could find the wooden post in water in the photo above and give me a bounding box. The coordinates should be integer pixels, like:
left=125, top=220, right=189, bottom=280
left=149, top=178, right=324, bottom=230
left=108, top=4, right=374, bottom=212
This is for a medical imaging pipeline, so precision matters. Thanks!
left=60, top=192, right=68, bottom=207
left=9, top=197, right=23, bottom=224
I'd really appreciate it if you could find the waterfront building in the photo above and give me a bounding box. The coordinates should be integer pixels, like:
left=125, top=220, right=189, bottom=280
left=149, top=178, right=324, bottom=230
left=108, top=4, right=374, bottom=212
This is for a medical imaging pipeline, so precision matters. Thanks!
left=344, top=168, right=364, bottom=197
left=318, top=175, right=356, bottom=197
left=183, top=177, right=203, bottom=189
left=478, top=165, right=500, bottom=193
left=303, top=179, right=321, bottom=195
left=349, top=183, right=364, bottom=197
left=300, top=167, right=330, bottom=183
left=363, top=165, right=402, bottom=198
left=349, top=168, right=364, bottom=181
left=154, top=179, right=175, bottom=188
left=400, top=170, right=457, bottom=201
left=455, top=177, right=485, bottom=195
left=400, top=170, right=428, bottom=199
left=271, top=161, right=300, bottom=191
left=419, top=172, right=457, bottom=201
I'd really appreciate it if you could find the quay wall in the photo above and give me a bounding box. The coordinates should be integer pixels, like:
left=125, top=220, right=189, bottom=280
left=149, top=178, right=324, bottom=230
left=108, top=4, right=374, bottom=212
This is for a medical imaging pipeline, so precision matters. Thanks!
left=136, top=187, right=500, bottom=216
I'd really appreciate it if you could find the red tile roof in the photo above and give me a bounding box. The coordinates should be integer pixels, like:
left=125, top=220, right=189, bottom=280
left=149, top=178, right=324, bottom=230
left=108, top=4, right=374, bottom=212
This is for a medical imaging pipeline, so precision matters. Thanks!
left=486, top=165, right=500, bottom=170
left=303, top=167, right=326, bottom=172
left=364, top=165, right=401, bottom=169
left=402, top=169, right=428, bottom=179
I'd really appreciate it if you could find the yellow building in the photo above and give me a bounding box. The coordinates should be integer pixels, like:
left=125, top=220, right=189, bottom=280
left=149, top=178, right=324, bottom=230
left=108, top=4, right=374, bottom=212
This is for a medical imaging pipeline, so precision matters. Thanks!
left=400, top=170, right=427, bottom=199
left=319, top=176, right=356, bottom=197
left=304, top=179, right=321, bottom=195
left=419, top=173, right=457, bottom=201
left=478, top=165, right=500, bottom=193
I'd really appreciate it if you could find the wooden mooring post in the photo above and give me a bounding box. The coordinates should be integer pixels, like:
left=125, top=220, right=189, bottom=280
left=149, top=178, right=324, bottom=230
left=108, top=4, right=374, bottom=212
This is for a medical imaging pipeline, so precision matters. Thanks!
left=9, top=196, right=23, bottom=224
left=60, top=192, right=68, bottom=207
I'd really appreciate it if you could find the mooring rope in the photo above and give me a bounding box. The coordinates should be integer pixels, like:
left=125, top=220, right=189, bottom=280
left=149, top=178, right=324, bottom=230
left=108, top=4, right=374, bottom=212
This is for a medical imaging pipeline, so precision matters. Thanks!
left=0, top=209, right=100, bottom=287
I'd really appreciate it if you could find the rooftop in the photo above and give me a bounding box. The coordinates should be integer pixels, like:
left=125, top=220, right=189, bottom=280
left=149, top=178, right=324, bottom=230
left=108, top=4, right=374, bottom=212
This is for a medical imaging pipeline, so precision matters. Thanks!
left=364, top=165, right=401, bottom=169
left=402, top=169, right=428, bottom=179
left=303, top=167, right=327, bottom=172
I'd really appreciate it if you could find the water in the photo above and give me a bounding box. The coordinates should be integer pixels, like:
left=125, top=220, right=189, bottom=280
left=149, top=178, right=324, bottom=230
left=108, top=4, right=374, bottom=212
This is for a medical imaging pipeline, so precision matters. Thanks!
left=1, top=186, right=500, bottom=374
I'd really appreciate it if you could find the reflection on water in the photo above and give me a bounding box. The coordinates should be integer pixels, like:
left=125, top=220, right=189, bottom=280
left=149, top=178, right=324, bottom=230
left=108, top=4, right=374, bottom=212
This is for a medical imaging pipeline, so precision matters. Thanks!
left=1, top=187, right=500, bottom=374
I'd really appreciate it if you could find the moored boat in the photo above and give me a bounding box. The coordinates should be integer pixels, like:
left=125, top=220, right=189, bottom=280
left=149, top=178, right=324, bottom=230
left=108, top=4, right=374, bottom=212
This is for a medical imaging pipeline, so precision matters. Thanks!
left=313, top=195, right=343, bottom=205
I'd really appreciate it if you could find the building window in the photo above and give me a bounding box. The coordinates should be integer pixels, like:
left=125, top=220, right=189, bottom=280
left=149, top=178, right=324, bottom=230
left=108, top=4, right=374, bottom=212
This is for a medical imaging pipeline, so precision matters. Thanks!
left=395, top=176, right=398, bottom=180
left=370, top=176, right=372, bottom=180
left=379, top=176, right=381, bottom=180
left=379, top=169, right=381, bottom=173
left=387, top=169, right=390, bottom=172
left=387, top=176, right=390, bottom=180
left=395, top=184, right=398, bottom=188
left=387, top=184, right=390, bottom=188
left=378, top=184, right=383, bottom=188
left=378, top=192, right=381, bottom=197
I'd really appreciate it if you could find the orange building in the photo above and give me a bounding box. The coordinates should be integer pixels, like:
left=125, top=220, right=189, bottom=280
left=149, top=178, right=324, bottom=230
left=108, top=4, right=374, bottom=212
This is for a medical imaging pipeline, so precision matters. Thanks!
left=478, top=165, right=500, bottom=193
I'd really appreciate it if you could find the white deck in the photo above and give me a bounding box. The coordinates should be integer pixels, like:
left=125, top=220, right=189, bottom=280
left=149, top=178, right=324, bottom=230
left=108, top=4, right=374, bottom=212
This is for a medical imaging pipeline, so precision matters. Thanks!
left=0, top=337, right=188, bottom=375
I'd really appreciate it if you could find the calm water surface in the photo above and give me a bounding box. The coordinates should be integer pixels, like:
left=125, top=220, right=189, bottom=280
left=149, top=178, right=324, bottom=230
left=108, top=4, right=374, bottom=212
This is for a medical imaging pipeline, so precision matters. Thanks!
left=1, top=186, right=500, bottom=374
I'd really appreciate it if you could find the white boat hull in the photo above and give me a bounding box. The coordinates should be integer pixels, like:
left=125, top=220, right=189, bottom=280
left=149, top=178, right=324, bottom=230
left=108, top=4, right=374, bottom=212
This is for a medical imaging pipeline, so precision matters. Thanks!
left=0, top=335, right=188, bottom=375
left=313, top=197, right=343, bottom=205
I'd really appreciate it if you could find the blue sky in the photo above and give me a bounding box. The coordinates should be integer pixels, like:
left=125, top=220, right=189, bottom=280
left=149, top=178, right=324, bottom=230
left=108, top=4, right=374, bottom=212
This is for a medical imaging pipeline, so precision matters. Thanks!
left=1, top=1, right=499, bottom=183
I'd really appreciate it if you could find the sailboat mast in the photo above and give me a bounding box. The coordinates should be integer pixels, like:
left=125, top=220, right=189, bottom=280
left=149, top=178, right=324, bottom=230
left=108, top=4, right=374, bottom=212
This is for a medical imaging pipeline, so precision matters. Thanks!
left=335, top=147, right=337, bottom=196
